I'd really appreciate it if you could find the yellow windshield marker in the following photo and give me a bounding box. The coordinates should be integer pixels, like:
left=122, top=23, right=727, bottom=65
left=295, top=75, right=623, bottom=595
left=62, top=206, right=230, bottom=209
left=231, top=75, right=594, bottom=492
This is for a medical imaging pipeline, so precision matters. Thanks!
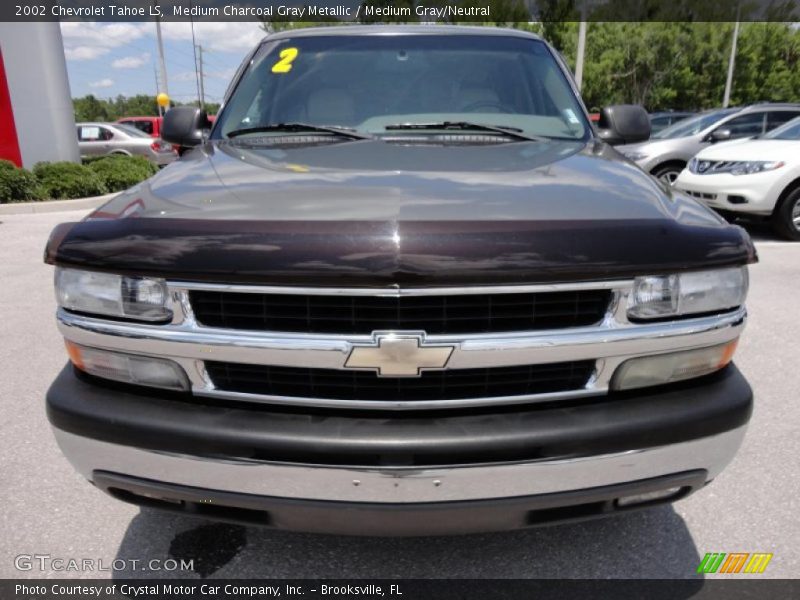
left=272, top=48, right=299, bottom=73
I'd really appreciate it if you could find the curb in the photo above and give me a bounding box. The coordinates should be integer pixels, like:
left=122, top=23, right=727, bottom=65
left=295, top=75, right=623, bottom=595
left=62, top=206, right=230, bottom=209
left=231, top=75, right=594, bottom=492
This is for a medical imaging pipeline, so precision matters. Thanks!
left=0, top=192, right=118, bottom=215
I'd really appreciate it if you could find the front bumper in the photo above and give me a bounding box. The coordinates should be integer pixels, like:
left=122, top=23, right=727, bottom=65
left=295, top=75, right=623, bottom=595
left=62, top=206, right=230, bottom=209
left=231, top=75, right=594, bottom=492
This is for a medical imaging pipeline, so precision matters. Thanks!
left=48, top=364, right=752, bottom=535
left=674, top=170, right=782, bottom=215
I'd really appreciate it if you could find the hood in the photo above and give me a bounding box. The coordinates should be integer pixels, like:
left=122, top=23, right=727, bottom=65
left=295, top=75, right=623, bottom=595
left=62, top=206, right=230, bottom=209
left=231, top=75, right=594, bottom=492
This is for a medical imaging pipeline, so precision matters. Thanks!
left=46, top=138, right=756, bottom=286
left=695, top=139, right=800, bottom=162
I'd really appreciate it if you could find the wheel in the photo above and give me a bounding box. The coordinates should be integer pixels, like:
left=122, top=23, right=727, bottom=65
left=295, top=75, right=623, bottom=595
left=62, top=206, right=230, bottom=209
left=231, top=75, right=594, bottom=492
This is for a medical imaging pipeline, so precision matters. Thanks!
left=772, top=186, right=800, bottom=241
left=652, top=163, right=685, bottom=186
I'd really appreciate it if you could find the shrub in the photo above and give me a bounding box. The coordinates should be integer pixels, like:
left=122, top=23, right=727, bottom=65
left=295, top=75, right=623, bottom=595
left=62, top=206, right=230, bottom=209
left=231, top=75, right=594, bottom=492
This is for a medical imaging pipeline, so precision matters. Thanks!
left=86, top=155, right=157, bottom=193
left=33, top=161, right=107, bottom=199
left=0, top=161, right=45, bottom=203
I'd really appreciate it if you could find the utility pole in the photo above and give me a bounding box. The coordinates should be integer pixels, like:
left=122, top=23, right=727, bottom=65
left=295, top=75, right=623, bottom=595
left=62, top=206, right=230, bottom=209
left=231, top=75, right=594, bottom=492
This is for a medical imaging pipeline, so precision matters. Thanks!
left=195, top=44, right=205, bottom=110
left=153, top=64, right=162, bottom=117
left=575, top=21, right=587, bottom=91
left=154, top=18, right=169, bottom=101
left=723, top=19, right=741, bottom=108
left=574, top=1, right=588, bottom=91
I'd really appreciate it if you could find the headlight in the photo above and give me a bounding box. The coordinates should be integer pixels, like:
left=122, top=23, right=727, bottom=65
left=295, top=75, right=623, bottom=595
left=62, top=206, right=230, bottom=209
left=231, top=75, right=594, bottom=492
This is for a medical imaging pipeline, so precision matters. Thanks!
left=688, top=158, right=784, bottom=176
left=621, top=150, right=648, bottom=161
left=55, top=267, right=171, bottom=322
left=628, top=266, right=748, bottom=320
left=729, top=160, right=784, bottom=175
left=65, top=341, right=189, bottom=390
left=611, top=340, right=738, bottom=390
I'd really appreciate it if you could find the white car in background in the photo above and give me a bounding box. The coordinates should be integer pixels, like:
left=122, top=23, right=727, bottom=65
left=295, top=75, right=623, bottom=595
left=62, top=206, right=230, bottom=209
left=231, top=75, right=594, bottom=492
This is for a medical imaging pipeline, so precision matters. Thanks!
left=674, top=116, right=800, bottom=240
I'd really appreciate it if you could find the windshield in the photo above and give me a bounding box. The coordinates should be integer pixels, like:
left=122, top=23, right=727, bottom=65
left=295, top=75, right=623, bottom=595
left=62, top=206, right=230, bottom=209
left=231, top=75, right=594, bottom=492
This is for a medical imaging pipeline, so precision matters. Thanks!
left=763, top=116, right=800, bottom=140
left=214, top=35, right=589, bottom=141
left=652, top=109, right=737, bottom=139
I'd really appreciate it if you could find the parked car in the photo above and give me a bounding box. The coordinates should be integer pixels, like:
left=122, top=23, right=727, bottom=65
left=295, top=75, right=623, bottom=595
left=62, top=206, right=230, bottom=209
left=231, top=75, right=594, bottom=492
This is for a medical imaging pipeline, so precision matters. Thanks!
left=649, top=110, right=694, bottom=135
left=675, top=115, right=800, bottom=240
left=617, top=103, right=800, bottom=184
left=116, top=116, right=163, bottom=138
left=46, top=26, right=755, bottom=536
left=76, top=122, right=176, bottom=166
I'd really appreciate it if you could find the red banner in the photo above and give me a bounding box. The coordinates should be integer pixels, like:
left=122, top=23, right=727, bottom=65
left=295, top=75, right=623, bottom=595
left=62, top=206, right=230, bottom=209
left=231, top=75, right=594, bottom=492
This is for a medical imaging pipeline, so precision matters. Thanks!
left=0, top=47, right=22, bottom=167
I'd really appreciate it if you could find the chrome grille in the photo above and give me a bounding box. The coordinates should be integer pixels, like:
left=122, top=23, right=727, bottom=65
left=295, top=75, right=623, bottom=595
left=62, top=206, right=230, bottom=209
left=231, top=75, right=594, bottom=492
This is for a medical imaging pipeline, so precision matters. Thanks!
left=205, top=361, right=596, bottom=402
left=189, top=289, right=612, bottom=335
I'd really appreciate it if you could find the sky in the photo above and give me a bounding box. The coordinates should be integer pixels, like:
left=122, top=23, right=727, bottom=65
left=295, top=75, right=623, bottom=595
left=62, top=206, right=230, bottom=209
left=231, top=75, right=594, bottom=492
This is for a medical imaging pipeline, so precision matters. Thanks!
left=60, top=22, right=268, bottom=105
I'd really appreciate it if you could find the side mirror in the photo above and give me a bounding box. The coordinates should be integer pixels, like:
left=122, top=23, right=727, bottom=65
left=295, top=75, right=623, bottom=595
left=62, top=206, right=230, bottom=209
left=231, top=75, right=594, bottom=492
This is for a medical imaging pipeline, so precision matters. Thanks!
left=162, top=106, right=210, bottom=147
left=596, top=104, right=651, bottom=145
left=709, top=128, right=732, bottom=143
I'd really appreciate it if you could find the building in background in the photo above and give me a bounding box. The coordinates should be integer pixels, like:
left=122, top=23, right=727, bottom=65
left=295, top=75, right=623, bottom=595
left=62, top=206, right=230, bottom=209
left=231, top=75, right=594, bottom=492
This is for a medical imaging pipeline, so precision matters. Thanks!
left=0, top=22, right=79, bottom=167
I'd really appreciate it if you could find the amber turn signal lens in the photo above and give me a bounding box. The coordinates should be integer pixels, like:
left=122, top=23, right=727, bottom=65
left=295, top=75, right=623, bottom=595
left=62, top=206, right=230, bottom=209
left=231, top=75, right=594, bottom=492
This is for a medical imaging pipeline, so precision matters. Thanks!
left=62, top=341, right=189, bottom=391
left=64, top=340, right=85, bottom=371
left=611, top=339, right=739, bottom=391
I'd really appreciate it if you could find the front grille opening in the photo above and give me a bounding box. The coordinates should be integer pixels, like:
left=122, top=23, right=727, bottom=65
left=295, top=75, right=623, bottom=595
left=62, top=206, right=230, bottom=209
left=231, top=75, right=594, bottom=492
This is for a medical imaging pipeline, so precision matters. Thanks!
left=205, top=361, right=595, bottom=402
left=526, top=501, right=608, bottom=525
left=189, top=289, right=612, bottom=335
left=107, top=487, right=272, bottom=525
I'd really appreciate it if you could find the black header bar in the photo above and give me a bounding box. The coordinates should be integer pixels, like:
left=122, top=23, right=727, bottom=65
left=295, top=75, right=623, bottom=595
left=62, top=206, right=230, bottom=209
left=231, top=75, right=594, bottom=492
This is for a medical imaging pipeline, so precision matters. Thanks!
left=3, top=0, right=799, bottom=23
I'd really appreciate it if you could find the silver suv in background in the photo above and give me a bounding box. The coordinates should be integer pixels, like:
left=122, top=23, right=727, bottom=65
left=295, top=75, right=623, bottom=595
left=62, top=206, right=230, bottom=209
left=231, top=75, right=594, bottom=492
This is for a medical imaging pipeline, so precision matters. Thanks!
left=616, top=104, right=800, bottom=184
left=76, top=122, right=176, bottom=167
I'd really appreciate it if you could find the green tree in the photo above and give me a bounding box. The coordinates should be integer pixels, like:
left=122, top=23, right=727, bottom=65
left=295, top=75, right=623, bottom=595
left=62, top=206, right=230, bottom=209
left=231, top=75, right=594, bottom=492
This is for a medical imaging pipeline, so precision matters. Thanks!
left=73, top=95, right=112, bottom=122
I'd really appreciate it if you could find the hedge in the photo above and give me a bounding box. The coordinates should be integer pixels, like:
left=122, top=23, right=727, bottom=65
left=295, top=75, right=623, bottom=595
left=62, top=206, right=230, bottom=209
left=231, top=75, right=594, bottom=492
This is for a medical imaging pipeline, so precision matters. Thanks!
left=33, top=161, right=108, bottom=199
left=0, top=160, right=45, bottom=203
left=0, top=156, right=159, bottom=203
left=87, top=155, right=158, bottom=193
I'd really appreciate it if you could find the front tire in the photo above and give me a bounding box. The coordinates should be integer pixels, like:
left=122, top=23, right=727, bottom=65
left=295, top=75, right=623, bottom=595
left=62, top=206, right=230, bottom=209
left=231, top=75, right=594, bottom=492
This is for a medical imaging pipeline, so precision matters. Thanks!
left=772, top=187, right=800, bottom=241
left=652, top=163, right=685, bottom=186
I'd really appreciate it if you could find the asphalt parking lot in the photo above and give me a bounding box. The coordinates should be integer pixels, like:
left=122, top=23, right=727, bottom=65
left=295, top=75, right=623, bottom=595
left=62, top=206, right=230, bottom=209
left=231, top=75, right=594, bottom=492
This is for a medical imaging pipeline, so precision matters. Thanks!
left=1, top=210, right=798, bottom=580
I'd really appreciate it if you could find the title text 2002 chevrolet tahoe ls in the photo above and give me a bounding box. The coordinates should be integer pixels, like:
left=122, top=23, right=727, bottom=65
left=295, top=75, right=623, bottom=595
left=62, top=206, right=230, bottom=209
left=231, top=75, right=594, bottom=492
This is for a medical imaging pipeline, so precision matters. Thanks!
left=45, top=26, right=755, bottom=535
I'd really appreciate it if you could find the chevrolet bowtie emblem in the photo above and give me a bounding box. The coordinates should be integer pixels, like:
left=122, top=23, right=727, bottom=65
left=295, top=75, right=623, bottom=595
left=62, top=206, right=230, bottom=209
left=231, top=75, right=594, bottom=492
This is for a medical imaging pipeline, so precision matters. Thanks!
left=345, top=334, right=455, bottom=377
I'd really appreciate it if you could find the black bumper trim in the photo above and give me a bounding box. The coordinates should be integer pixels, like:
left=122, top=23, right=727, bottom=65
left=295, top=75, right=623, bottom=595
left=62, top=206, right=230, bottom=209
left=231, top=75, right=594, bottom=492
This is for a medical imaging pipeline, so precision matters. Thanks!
left=47, top=363, right=752, bottom=467
left=93, top=470, right=707, bottom=536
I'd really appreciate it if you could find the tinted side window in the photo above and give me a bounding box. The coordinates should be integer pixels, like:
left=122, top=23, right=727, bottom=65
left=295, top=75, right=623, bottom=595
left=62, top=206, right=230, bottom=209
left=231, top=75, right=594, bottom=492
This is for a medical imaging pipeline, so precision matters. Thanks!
left=767, top=111, right=800, bottom=130
left=721, top=112, right=766, bottom=137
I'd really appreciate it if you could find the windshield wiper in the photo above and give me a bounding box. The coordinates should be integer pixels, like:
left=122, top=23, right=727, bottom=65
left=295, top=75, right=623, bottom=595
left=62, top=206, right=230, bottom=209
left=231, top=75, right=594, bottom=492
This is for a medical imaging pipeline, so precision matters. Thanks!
left=383, top=121, right=546, bottom=142
left=227, top=123, right=373, bottom=140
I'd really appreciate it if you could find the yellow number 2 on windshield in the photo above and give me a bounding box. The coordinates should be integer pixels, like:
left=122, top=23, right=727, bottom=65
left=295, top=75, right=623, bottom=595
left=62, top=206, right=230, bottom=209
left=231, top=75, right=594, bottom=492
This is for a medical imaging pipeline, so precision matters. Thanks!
left=272, top=48, right=299, bottom=73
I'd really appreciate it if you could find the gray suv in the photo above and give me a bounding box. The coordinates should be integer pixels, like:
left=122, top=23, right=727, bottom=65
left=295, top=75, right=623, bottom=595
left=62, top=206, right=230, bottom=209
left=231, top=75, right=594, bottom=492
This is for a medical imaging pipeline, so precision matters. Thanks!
left=45, top=26, right=755, bottom=535
left=617, top=104, right=800, bottom=184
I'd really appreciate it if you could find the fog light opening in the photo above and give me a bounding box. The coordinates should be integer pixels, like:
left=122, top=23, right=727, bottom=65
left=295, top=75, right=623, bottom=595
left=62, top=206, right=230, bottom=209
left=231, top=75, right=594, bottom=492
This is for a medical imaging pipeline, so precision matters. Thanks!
left=615, top=486, right=685, bottom=509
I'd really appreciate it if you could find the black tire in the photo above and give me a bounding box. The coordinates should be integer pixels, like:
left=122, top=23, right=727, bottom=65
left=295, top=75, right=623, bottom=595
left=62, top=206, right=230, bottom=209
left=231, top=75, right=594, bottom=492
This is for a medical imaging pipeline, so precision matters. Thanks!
left=651, top=162, right=685, bottom=186
left=771, top=186, right=800, bottom=241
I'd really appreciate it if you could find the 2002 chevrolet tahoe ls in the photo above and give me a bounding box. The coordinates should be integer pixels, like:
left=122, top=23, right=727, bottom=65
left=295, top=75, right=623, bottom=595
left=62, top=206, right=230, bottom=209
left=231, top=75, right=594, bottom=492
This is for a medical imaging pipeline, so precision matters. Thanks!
left=45, top=26, right=755, bottom=536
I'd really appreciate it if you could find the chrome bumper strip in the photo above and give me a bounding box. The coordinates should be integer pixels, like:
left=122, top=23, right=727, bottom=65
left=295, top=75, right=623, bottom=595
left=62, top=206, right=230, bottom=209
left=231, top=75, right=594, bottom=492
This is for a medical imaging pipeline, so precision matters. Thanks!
left=55, top=279, right=746, bottom=410
left=53, top=426, right=747, bottom=503
left=57, top=306, right=745, bottom=409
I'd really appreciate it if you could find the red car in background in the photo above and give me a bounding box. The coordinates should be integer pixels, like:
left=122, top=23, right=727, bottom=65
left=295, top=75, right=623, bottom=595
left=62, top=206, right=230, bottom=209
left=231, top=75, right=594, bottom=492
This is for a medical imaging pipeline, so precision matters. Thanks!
left=116, top=116, right=163, bottom=137
left=117, top=114, right=216, bottom=138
